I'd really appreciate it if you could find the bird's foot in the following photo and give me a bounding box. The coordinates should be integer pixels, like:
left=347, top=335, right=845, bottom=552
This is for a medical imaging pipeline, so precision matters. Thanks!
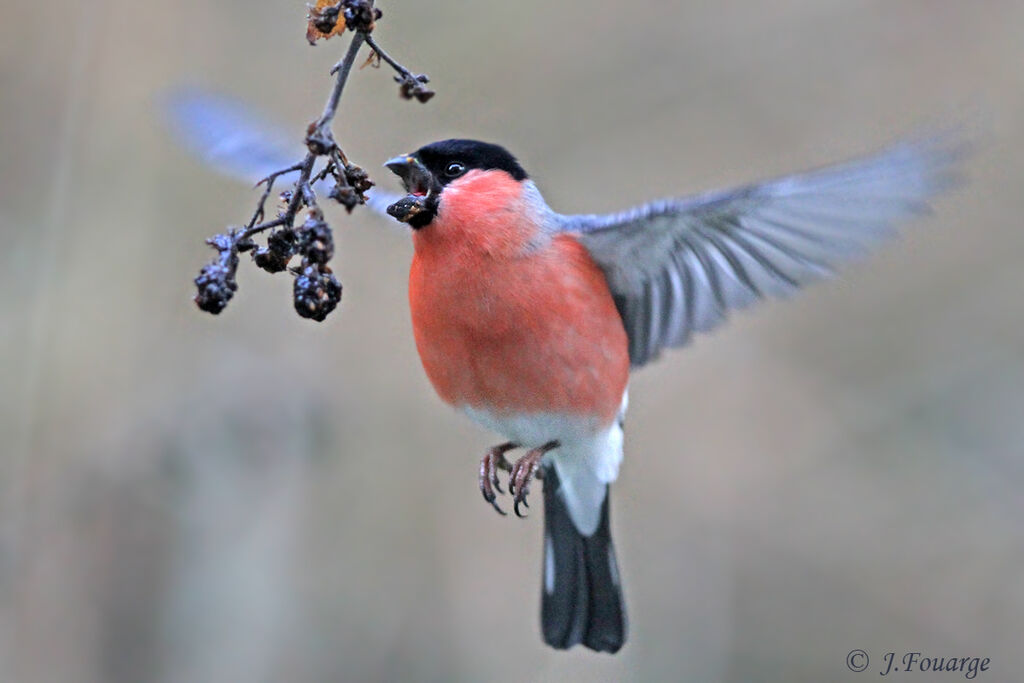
left=509, top=441, right=560, bottom=518
left=479, top=442, right=517, bottom=516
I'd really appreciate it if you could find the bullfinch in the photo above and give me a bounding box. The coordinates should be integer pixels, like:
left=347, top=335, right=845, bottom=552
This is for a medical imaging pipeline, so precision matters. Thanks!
left=167, top=93, right=965, bottom=654
left=380, top=135, right=963, bottom=653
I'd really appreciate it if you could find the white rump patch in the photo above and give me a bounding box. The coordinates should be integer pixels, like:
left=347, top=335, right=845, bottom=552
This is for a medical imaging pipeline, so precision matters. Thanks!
left=550, top=422, right=622, bottom=535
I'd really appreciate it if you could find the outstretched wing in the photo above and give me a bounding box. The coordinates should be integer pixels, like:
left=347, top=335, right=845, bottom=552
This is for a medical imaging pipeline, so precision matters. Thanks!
left=162, top=88, right=400, bottom=213
left=565, top=133, right=967, bottom=367
left=164, top=88, right=301, bottom=183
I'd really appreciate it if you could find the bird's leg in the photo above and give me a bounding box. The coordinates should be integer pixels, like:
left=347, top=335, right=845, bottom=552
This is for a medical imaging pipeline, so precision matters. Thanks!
left=479, top=442, right=517, bottom=516
left=509, top=440, right=560, bottom=518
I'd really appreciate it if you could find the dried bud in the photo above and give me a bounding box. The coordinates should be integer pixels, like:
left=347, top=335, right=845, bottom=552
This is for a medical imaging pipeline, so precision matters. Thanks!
left=344, top=164, right=374, bottom=194
left=396, top=73, right=435, bottom=103
left=306, top=123, right=335, bottom=155
left=296, top=213, right=334, bottom=264
left=329, top=184, right=361, bottom=212
left=343, top=0, right=381, bottom=32
left=293, top=261, right=342, bottom=321
left=253, top=228, right=298, bottom=273
left=194, top=234, right=239, bottom=314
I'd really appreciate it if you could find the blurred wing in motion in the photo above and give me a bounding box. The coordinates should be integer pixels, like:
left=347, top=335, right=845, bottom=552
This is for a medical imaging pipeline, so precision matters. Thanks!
left=163, top=88, right=401, bottom=213
left=566, top=132, right=968, bottom=367
left=164, top=88, right=301, bottom=183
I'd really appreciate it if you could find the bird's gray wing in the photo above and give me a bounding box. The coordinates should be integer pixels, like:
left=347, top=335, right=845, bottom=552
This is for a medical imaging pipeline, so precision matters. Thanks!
left=163, top=88, right=401, bottom=213
left=565, top=132, right=967, bottom=367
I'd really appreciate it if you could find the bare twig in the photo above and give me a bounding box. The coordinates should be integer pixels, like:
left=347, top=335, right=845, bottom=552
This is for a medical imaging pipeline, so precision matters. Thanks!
left=247, top=163, right=303, bottom=229
left=194, top=1, right=433, bottom=319
left=365, top=34, right=435, bottom=102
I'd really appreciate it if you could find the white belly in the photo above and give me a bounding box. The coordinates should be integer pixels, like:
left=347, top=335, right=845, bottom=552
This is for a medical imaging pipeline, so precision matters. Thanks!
left=461, top=391, right=629, bottom=535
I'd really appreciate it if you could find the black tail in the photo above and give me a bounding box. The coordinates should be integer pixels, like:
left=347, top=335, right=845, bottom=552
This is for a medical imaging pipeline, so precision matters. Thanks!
left=540, top=463, right=627, bottom=653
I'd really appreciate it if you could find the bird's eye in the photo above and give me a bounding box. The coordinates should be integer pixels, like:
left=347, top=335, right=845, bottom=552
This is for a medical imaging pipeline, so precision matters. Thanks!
left=445, top=162, right=466, bottom=177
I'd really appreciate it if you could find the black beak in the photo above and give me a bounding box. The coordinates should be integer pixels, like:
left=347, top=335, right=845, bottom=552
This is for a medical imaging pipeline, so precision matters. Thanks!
left=384, top=154, right=434, bottom=196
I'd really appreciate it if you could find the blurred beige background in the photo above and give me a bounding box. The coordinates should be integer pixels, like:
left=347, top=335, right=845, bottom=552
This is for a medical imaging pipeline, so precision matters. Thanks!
left=2, top=1, right=1022, bottom=681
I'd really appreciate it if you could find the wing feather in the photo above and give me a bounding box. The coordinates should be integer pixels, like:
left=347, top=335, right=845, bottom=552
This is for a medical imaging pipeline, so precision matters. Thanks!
left=163, top=89, right=401, bottom=216
left=569, top=132, right=967, bottom=366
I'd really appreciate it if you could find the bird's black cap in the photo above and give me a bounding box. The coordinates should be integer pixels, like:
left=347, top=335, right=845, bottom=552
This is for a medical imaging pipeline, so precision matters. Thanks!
left=414, top=139, right=528, bottom=184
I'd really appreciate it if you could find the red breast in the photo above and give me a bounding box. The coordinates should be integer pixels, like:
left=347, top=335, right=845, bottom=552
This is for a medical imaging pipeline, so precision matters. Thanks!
left=408, top=170, right=629, bottom=424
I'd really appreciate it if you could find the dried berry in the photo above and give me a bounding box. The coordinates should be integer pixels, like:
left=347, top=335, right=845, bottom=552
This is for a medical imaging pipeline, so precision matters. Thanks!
left=194, top=262, right=237, bottom=314
left=385, top=195, right=421, bottom=222
left=253, top=228, right=298, bottom=273
left=386, top=195, right=435, bottom=227
left=296, top=213, right=334, bottom=264
left=293, top=261, right=342, bottom=321
left=194, top=234, right=240, bottom=314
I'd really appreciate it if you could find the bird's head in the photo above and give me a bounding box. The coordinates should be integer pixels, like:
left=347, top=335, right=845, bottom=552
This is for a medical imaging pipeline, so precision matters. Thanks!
left=384, top=139, right=528, bottom=230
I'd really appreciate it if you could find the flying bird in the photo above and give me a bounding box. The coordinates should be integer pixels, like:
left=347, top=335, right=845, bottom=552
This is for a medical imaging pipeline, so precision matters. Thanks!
left=167, top=91, right=966, bottom=653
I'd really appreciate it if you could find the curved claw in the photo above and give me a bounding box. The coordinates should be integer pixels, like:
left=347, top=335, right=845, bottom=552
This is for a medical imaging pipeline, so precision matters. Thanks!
left=478, top=441, right=558, bottom=519
left=479, top=442, right=517, bottom=517
left=509, top=441, right=559, bottom=518
left=488, top=496, right=507, bottom=516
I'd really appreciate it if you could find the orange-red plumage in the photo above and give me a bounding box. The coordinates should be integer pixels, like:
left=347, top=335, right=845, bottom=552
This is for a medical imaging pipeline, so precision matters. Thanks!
left=408, top=170, right=629, bottom=424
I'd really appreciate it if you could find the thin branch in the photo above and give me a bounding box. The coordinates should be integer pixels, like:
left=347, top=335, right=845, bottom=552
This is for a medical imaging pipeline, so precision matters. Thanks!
left=365, top=33, right=435, bottom=102
left=238, top=33, right=363, bottom=244
left=256, top=162, right=304, bottom=187
left=247, top=163, right=304, bottom=229
left=364, top=34, right=411, bottom=79
left=194, top=1, right=435, bottom=319
left=315, top=31, right=366, bottom=145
